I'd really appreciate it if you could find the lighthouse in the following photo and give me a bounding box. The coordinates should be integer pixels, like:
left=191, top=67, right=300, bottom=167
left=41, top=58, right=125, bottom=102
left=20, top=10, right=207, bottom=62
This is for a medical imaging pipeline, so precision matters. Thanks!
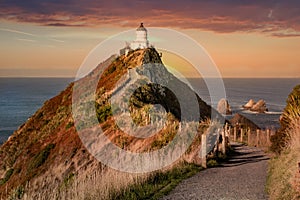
left=130, top=23, right=149, bottom=50
left=120, top=23, right=151, bottom=56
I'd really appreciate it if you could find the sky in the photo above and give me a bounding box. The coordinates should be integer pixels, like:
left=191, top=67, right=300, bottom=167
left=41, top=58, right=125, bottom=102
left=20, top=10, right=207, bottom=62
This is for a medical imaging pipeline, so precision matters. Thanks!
left=0, top=0, right=300, bottom=78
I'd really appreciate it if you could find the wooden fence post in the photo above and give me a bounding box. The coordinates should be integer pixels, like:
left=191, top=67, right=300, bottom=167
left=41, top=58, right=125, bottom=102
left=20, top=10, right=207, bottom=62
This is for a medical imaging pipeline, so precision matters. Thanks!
left=222, top=130, right=226, bottom=154
left=234, top=126, right=237, bottom=142
left=224, top=123, right=228, bottom=137
left=256, top=129, right=260, bottom=147
left=266, top=129, right=270, bottom=146
left=201, top=134, right=207, bottom=168
left=247, top=128, right=251, bottom=145
left=240, top=128, right=244, bottom=142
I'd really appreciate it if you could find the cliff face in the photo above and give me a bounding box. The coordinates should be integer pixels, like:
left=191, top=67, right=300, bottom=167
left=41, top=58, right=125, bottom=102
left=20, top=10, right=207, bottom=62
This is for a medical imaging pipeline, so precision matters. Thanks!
left=0, top=48, right=220, bottom=197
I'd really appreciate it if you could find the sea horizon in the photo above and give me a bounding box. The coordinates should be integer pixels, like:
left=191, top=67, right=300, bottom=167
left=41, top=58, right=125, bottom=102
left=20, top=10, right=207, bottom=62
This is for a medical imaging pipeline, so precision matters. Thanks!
left=0, top=77, right=299, bottom=144
left=0, top=76, right=299, bottom=78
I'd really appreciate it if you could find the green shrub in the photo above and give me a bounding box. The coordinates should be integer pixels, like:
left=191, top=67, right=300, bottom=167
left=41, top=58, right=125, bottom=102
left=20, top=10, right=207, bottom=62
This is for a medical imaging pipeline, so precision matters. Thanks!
left=29, top=144, right=55, bottom=171
left=65, top=121, right=74, bottom=130
left=0, top=168, right=14, bottom=185
left=207, top=159, right=219, bottom=167
left=96, top=103, right=112, bottom=123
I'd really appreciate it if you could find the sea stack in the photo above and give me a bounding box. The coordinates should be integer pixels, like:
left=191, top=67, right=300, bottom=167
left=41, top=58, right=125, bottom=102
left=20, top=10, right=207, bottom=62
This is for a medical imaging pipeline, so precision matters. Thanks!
left=243, top=99, right=268, bottom=113
left=217, top=98, right=232, bottom=115
left=250, top=99, right=268, bottom=113
left=243, top=99, right=256, bottom=109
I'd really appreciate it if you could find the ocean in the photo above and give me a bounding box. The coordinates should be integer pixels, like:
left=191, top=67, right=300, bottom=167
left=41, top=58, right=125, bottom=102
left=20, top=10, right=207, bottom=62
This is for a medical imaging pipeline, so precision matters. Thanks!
left=0, top=78, right=299, bottom=144
left=0, top=78, right=73, bottom=144
left=188, top=78, right=299, bottom=129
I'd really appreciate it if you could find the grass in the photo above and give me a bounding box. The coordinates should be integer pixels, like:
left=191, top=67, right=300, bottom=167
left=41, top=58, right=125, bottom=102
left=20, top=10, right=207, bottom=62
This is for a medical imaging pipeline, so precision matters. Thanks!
left=267, top=85, right=300, bottom=199
left=5, top=119, right=230, bottom=200
left=18, top=118, right=207, bottom=200
left=110, top=162, right=201, bottom=200
left=267, top=119, right=300, bottom=199
left=267, top=150, right=296, bottom=199
left=8, top=185, right=24, bottom=200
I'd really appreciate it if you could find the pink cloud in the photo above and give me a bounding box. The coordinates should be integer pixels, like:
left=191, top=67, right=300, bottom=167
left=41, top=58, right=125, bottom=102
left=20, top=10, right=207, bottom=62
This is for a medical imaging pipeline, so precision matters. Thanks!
left=1, top=1, right=300, bottom=37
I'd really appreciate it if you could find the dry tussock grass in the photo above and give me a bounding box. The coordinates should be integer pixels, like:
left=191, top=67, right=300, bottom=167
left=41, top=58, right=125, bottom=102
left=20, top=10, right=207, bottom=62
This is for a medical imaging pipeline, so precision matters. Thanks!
left=267, top=118, right=300, bottom=200
left=6, top=120, right=203, bottom=200
left=14, top=167, right=149, bottom=200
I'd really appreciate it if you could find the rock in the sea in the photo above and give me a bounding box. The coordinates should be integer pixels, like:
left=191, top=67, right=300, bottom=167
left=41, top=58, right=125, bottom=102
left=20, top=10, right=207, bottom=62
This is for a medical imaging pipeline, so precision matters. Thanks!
left=243, top=99, right=256, bottom=109
left=250, top=99, right=268, bottom=113
left=217, top=98, right=232, bottom=115
left=243, top=99, right=268, bottom=113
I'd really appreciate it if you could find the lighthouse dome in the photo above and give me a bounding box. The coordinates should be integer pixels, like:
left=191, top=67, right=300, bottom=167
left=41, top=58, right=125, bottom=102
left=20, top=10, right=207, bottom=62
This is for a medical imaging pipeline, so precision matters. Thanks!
left=136, top=23, right=147, bottom=32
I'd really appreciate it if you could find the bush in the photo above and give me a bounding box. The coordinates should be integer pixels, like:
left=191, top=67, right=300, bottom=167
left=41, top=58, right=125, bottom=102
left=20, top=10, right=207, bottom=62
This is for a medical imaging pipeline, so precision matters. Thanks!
left=65, top=121, right=74, bottom=130
left=95, top=103, right=112, bottom=123
left=207, top=159, right=219, bottom=167
left=28, top=144, right=55, bottom=171
left=0, top=168, right=14, bottom=185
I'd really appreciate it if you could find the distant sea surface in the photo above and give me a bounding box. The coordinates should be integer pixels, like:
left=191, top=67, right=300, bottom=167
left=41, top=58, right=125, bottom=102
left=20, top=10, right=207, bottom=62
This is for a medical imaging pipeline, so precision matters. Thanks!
left=0, top=78, right=299, bottom=144
left=188, top=78, right=299, bottom=130
left=0, top=78, right=73, bottom=144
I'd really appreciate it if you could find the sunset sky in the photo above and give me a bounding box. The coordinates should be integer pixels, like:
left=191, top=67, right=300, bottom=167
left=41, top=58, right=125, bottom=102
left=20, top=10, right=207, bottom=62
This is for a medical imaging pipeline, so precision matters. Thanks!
left=1, top=1, right=300, bottom=78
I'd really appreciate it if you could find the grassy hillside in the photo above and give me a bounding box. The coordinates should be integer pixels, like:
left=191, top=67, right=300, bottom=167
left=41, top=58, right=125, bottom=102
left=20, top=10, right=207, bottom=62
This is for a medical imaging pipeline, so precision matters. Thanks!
left=0, top=48, right=222, bottom=199
left=268, top=85, right=300, bottom=199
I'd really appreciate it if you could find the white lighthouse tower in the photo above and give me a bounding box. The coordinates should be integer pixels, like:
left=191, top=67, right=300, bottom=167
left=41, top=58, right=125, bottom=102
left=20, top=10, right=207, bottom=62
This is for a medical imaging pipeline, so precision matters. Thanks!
left=119, top=23, right=152, bottom=56
left=130, top=23, right=149, bottom=50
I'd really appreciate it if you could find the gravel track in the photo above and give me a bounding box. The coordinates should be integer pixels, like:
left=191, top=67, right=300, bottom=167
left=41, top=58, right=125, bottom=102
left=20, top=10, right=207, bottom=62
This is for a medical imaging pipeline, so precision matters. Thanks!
left=161, top=143, right=269, bottom=200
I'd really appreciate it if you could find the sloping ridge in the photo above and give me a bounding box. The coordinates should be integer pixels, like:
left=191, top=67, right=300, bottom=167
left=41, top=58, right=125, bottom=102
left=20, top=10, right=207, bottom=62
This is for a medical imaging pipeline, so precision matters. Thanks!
left=0, top=48, right=221, bottom=197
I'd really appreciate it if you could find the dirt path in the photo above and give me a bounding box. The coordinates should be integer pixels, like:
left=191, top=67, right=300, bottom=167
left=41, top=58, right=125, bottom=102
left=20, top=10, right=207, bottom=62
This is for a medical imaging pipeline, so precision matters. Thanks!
left=161, top=143, right=269, bottom=200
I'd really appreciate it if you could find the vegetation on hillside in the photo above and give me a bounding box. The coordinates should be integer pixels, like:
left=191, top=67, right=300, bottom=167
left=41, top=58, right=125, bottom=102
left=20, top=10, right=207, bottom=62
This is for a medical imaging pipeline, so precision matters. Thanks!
left=268, top=85, right=300, bottom=199
left=0, top=48, right=223, bottom=199
left=270, top=85, right=300, bottom=153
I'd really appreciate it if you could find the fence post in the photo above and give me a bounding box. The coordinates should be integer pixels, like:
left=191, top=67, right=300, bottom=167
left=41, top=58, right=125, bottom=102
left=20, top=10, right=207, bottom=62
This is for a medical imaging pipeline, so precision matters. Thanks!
left=256, top=129, right=260, bottom=147
left=247, top=128, right=251, bottom=145
left=222, top=129, right=226, bottom=154
left=240, top=128, right=244, bottom=142
left=234, top=126, right=237, bottom=142
left=266, top=129, right=270, bottom=146
left=225, top=123, right=228, bottom=137
left=201, top=134, right=207, bottom=168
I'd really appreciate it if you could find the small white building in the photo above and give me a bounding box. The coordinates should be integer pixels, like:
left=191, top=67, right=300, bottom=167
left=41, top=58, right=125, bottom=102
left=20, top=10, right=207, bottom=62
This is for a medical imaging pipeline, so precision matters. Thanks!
left=120, top=23, right=151, bottom=55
